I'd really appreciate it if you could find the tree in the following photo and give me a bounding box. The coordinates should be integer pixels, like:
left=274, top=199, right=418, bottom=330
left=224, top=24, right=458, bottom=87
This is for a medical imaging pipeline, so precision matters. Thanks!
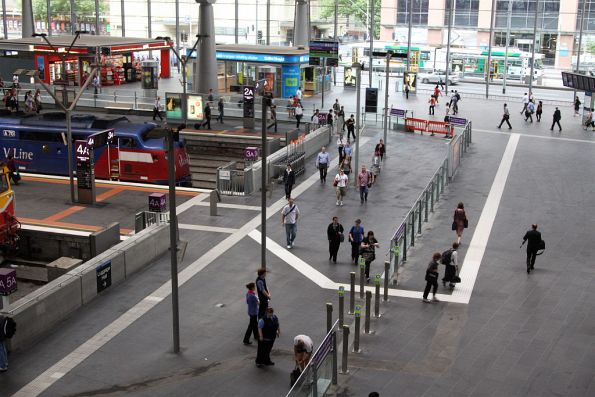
left=319, top=0, right=381, bottom=39
left=31, top=0, right=108, bottom=21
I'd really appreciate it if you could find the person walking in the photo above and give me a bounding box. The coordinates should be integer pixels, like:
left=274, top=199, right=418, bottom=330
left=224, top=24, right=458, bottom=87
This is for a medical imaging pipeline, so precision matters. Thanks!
left=327, top=216, right=344, bottom=263
left=243, top=282, right=260, bottom=345
left=24, top=91, right=34, bottom=112
left=520, top=92, right=529, bottom=114
left=521, top=224, right=542, bottom=274
left=92, top=74, right=100, bottom=95
left=256, top=268, right=271, bottom=319
left=152, top=96, right=163, bottom=121
left=337, top=133, right=346, bottom=164
left=441, top=242, right=459, bottom=289
left=311, top=109, right=320, bottom=127
left=283, top=163, right=295, bottom=199
left=217, top=97, right=225, bottom=123
left=255, top=307, right=280, bottom=367
left=422, top=253, right=441, bottom=303
left=525, top=100, right=535, bottom=123
left=374, top=139, right=386, bottom=162
left=348, top=219, right=365, bottom=265
left=360, top=231, right=379, bottom=282
left=0, top=315, right=16, bottom=372
left=452, top=202, right=468, bottom=244
left=343, top=142, right=353, bottom=159
left=434, top=85, right=442, bottom=103
left=6, top=153, right=19, bottom=185
left=268, top=105, right=278, bottom=132
left=334, top=168, right=348, bottom=206
left=315, top=146, right=330, bottom=184
left=201, top=101, right=212, bottom=129
left=574, top=96, right=581, bottom=116
left=328, top=108, right=335, bottom=134
left=497, top=103, right=512, bottom=129
left=346, top=114, right=356, bottom=142
left=404, top=83, right=410, bottom=99
left=295, top=86, right=303, bottom=102
left=550, top=107, right=562, bottom=132
left=295, top=104, right=303, bottom=129
left=34, top=88, right=42, bottom=113
left=333, top=98, right=340, bottom=113
left=338, top=106, right=346, bottom=132
left=281, top=197, right=300, bottom=249
left=429, top=95, right=436, bottom=115
left=536, top=100, right=543, bottom=122
left=357, top=165, right=373, bottom=203
left=341, top=155, right=352, bottom=180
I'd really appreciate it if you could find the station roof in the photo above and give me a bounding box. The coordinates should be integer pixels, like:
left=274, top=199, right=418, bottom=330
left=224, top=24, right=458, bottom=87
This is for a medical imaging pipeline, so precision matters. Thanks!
left=0, top=36, right=171, bottom=55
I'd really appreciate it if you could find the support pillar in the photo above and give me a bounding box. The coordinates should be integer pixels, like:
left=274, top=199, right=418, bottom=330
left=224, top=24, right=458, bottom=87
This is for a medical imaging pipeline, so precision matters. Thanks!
left=22, top=0, right=35, bottom=37
left=294, top=0, right=310, bottom=46
left=195, top=0, right=219, bottom=94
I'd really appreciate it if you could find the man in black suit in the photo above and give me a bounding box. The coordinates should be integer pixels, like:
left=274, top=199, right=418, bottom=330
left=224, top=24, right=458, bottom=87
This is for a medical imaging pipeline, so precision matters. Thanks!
left=521, top=224, right=542, bottom=274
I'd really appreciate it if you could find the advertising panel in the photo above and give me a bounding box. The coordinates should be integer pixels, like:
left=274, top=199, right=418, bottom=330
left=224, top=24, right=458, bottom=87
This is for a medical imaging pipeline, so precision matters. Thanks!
left=165, top=93, right=182, bottom=120
left=282, top=65, right=301, bottom=98
left=187, top=95, right=204, bottom=121
left=403, top=72, right=417, bottom=93
left=344, top=67, right=356, bottom=87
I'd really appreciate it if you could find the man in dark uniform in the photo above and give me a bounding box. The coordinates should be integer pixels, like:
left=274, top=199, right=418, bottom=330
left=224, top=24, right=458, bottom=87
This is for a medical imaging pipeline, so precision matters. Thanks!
left=201, top=102, right=212, bottom=130
left=521, top=224, right=542, bottom=274
left=255, top=307, right=280, bottom=367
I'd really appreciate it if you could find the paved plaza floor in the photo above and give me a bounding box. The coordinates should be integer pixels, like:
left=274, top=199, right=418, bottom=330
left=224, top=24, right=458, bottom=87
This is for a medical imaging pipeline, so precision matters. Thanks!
left=1, top=83, right=594, bottom=397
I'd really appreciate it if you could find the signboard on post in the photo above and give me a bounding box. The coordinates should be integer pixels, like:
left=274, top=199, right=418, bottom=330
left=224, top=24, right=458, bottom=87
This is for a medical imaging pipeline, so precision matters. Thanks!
left=149, top=193, right=167, bottom=212
left=96, top=261, right=112, bottom=293
left=243, top=85, right=255, bottom=129
left=244, top=147, right=259, bottom=162
left=446, top=116, right=467, bottom=126
left=390, top=108, right=407, bottom=118
left=75, top=139, right=95, bottom=204
left=0, top=268, right=17, bottom=296
left=309, top=40, right=339, bottom=67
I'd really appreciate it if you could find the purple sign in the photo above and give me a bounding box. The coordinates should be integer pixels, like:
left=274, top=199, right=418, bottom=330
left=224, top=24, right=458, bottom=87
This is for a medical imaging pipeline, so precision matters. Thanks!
left=244, top=147, right=259, bottom=161
left=0, top=268, right=17, bottom=296
left=390, top=108, right=406, bottom=117
left=447, top=116, right=467, bottom=126
left=317, top=112, right=329, bottom=124
left=149, top=193, right=167, bottom=212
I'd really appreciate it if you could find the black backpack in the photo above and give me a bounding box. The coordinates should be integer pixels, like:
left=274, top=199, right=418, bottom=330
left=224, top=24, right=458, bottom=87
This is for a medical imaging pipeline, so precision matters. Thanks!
left=441, top=249, right=453, bottom=266
left=1, top=316, right=16, bottom=339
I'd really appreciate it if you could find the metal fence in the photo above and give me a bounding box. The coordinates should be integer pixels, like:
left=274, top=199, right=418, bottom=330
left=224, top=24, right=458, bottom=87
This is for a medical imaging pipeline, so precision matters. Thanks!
left=286, top=320, right=338, bottom=397
left=134, top=211, right=170, bottom=233
left=386, top=123, right=472, bottom=283
left=272, top=140, right=306, bottom=182
left=216, top=161, right=253, bottom=196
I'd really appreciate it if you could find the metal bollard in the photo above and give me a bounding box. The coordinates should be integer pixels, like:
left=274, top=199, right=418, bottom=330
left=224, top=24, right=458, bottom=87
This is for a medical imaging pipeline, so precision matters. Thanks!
left=430, top=181, right=435, bottom=212
left=134, top=91, right=138, bottom=110
left=424, top=189, right=429, bottom=222
left=338, top=286, right=345, bottom=328
left=353, top=305, right=361, bottom=353
left=349, top=272, right=355, bottom=314
left=384, top=261, right=390, bottom=302
left=209, top=190, right=218, bottom=216
left=341, top=325, right=350, bottom=373
left=326, top=303, right=333, bottom=333
left=359, top=257, right=366, bottom=298
left=364, top=291, right=372, bottom=334
left=374, top=274, right=381, bottom=318
left=417, top=200, right=422, bottom=234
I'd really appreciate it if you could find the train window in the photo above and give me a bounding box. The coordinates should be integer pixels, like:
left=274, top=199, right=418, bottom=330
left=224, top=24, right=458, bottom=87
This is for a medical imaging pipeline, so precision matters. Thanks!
left=20, top=131, right=62, bottom=142
left=118, top=138, right=137, bottom=148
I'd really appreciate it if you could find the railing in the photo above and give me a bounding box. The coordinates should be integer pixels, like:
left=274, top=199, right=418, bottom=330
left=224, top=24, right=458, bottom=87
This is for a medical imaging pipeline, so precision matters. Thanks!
left=286, top=320, right=338, bottom=397
left=216, top=161, right=253, bottom=196
left=386, top=122, right=472, bottom=282
left=271, top=140, right=306, bottom=182
left=134, top=211, right=170, bottom=233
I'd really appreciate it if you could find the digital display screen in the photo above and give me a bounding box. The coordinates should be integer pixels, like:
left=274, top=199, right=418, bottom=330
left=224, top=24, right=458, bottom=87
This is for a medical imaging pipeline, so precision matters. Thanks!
left=589, top=76, right=595, bottom=92
left=572, top=74, right=580, bottom=90
left=562, top=72, right=572, bottom=87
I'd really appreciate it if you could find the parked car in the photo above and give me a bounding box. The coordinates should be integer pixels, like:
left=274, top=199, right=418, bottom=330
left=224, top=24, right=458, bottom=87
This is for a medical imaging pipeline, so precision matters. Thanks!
left=418, top=71, right=459, bottom=85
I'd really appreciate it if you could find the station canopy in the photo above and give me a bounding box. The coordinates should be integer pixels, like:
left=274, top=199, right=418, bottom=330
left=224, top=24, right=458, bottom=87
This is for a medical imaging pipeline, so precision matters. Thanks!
left=0, top=36, right=171, bottom=55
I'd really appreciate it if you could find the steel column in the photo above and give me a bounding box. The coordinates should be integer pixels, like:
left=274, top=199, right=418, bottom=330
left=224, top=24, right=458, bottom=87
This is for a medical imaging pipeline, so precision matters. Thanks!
left=485, top=0, right=496, bottom=98
left=528, top=0, right=540, bottom=93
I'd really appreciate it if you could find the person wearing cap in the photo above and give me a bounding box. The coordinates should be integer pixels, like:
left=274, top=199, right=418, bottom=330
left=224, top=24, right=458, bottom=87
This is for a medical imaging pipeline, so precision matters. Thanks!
left=256, top=307, right=280, bottom=367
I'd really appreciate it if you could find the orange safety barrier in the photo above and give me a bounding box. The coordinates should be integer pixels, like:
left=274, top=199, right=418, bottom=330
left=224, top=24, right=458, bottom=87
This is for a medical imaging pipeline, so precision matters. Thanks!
left=405, top=118, right=428, bottom=133
left=427, top=120, right=454, bottom=138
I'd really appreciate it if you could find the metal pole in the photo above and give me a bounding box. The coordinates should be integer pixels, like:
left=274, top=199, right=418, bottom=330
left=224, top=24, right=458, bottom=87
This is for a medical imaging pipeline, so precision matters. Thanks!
left=168, top=131, right=181, bottom=354
left=2, top=0, right=7, bottom=39
left=235, top=0, right=239, bottom=44
left=576, top=0, right=588, bottom=100
left=175, top=0, right=180, bottom=73
left=406, top=0, right=413, bottom=72
left=528, top=0, right=539, bottom=93
left=255, top=0, right=259, bottom=45
left=266, top=0, right=270, bottom=45
left=338, top=286, right=344, bottom=328
left=95, top=0, right=100, bottom=34
left=66, top=109, right=75, bottom=203
left=326, top=302, right=333, bottom=333
left=383, top=53, right=391, bottom=151
left=341, top=325, right=349, bottom=373
left=333, top=0, right=338, bottom=86
left=364, top=290, right=372, bottom=334
left=485, top=0, right=496, bottom=98
left=121, top=0, right=125, bottom=37
left=359, top=257, right=365, bottom=298
left=503, top=0, right=512, bottom=94
left=374, top=274, right=380, bottom=318
left=349, top=272, right=355, bottom=314
left=70, top=0, right=77, bottom=33
left=321, top=60, right=325, bottom=109
left=147, top=0, right=152, bottom=39
left=445, top=0, right=454, bottom=94
left=369, top=0, right=374, bottom=86
left=383, top=261, right=389, bottom=301
left=353, top=63, right=361, bottom=187
left=46, top=0, right=51, bottom=36
left=261, top=98, right=268, bottom=268
left=332, top=331, right=337, bottom=385
left=353, top=305, right=361, bottom=353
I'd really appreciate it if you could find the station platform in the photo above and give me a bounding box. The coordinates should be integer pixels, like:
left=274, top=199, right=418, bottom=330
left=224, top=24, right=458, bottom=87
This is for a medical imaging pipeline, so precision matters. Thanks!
left=1, top=83, right=594, bottom=397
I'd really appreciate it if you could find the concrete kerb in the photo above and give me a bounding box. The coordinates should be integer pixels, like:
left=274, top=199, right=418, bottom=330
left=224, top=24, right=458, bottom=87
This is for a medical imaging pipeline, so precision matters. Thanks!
left=0, top=223, right=170, bottom=351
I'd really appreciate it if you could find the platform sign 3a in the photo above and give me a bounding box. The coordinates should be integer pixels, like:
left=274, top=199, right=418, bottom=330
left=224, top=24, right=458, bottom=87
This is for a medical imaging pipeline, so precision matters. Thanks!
left=244, top=147, right=259, bottom=162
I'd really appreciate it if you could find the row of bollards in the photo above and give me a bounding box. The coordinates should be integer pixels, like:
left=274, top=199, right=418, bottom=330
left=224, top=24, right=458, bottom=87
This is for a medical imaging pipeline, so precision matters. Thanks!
left=330, top=260, right=393, bottom=375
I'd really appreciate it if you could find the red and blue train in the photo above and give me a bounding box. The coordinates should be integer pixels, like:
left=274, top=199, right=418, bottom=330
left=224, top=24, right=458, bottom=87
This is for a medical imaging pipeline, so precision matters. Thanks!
left=0, top=111, right=191, bottom=185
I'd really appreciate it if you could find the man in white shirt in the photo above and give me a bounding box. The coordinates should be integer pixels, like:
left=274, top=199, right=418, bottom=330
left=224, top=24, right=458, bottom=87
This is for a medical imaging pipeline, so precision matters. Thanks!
left=295, top=87, right=303, bottom=102
left=153, top=96, right=163, bottom=121
left=334, top=169, right=348, bottom=206
left=520, top=92, right=529, bottom=114
left=281, top=198, right=300, bottom=249
left=315, top=146, right=330, bottom=183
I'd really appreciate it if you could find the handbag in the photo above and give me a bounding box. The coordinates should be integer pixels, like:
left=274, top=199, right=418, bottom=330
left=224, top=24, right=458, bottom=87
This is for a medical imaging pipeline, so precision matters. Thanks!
left=333, top=179, right=338, bottom=187
left=339, top=233, right=344, bottom=243
left=451, top=221, right=457, bottom=231
left=464, top=218, right=469, bottom=228
left=452, top=275, right=461, bottom=283
left=290, top=366, right=301, bottom=386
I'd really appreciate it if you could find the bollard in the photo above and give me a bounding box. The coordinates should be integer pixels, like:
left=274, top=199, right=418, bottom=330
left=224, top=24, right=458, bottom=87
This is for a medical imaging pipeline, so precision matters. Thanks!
left=326, top=302, right=333, bottom=333
left=364, top=291, right=372, bottom=334
left=374, top=274, right=381, bottom=318
left=430, top=181, right=435, bottom=212
left=359, top=257, right=366, bottom=298
left=417, top=200, right=422, bottom=234
left=384, top=261, right=390, bottom=302
left=424, top=189, right=429, bottom=222
left=209, top=190, right=218, bottom=216
left=349, top=272, right=355, bottom=314
left=353, top=305, right=361, bottom=353
left=338, top=286, right=345, bottom=328
left=341, top=325, right=350, bottom=373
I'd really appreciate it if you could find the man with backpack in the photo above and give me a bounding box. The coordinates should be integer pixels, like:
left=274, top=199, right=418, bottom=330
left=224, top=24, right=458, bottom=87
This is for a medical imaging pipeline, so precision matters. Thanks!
left=0, top=315, right=16, bottom=372
left=441, top=242, right=460, bottom=289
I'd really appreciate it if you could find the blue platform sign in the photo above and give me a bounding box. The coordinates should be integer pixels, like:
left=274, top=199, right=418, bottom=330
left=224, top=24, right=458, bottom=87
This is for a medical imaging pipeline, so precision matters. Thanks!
left=213, top=51, right=309, bottom=64
left=282, top=65, right=301, bottom=98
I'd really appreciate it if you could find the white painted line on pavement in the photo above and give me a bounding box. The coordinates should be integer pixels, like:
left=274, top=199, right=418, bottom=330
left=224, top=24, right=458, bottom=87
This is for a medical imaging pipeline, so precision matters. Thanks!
left=179, top=224, right=238, bottom=234
left=12, top=137, right=370, bottom=397
left=193, top=201, right=262, bottom=211
left=451, top=133, right=520, bottom=304
left=474, top=127, right=595, bottom=144
left=177, top=193, right=208, bottom=214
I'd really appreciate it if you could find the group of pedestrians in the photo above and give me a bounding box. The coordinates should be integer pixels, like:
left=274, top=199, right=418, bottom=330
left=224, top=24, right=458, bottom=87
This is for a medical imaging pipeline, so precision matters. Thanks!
left=2, top=88, right=42, bottom=113
left=498, top=93, right=564, bottom=131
